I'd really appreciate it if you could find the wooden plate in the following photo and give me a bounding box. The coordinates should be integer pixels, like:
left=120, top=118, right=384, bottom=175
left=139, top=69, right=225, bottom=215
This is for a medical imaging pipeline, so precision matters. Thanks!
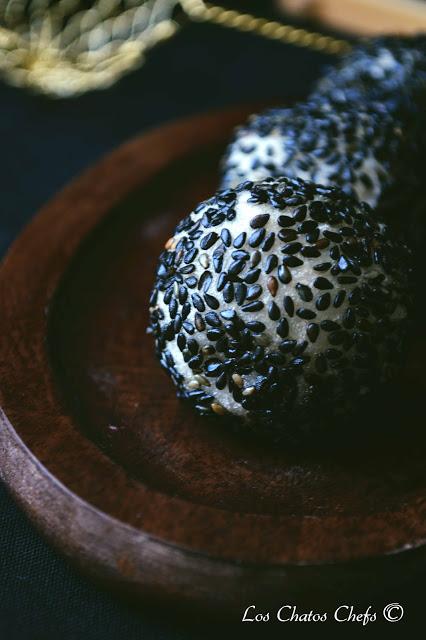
left=1, top=107, right=426, bottom=615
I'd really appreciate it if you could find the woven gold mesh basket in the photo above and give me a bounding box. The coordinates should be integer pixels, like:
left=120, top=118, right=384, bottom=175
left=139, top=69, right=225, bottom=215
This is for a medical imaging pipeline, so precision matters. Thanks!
left=0, top=0, right=180, bottom=96
left=0, top=0, right=350, bottom=97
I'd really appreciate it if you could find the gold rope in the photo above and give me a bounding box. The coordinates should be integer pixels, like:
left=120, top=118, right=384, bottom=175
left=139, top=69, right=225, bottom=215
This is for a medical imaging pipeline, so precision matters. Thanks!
left=181, top=0, right=351, bottom=55
left=0, top=0, right=351, bottom=97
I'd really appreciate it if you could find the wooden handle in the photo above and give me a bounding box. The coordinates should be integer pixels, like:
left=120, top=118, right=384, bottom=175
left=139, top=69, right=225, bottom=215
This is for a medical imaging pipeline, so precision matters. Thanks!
left=278, top=0, right=426, bottom=35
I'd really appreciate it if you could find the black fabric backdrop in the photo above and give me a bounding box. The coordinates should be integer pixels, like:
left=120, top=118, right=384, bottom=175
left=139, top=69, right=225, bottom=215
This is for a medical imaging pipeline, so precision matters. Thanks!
left=0, top=4, right=424, bottom=637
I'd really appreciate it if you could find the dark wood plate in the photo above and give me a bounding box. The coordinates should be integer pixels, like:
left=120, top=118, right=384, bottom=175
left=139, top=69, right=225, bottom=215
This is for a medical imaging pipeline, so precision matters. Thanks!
left=1, top=106, right=426, bottom=615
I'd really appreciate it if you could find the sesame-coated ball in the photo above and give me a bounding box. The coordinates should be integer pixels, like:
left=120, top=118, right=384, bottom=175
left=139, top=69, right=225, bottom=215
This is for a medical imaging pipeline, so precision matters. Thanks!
left=149, top=177, right=412, bottom=436
left=221, top=99, right=411, bottom=208
left=315, top=36, right=426, bottom=116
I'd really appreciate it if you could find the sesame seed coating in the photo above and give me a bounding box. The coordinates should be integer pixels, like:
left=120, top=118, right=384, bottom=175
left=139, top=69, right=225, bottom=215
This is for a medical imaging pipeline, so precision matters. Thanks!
left=220, top=96, right=420, bottom=214
left=315, top=36, right=426, bottom=117
left=149, top=177, right=412, bottom=435
left=221, top=37, right=426, bottom=249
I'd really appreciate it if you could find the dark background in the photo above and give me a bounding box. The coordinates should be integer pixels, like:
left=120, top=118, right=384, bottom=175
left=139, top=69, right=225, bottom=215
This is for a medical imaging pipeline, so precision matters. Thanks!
left=0, top=1, right=423, bottom=637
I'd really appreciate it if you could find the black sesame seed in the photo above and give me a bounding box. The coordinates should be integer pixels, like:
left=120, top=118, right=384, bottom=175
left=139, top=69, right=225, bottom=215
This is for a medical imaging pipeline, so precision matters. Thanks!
left=216, top=371, right=227, bottom=389
left=296, top=283, right=313, bottom=302
left=268, top=301, right=281, bottom=321
left=340, top=227, right=355, bottom=237
left=178, top=286, right=188, bottom=304
left=173, top=313, right=182, bottom=333
left=301, top=246, right=321, bottom=258
left=278, top=229, right=297, bottom=242
left=181, top=302, right=191, bottom=319
left=184, top=248, right=198, bottom=263
left=216, top=272, right=227, bottom=292
left=329, top=246, right=340, bottom=260
left=293, top=205, right=307, bottom=222
left=228, top=259, right=246, bottom=277
left=284, top=296, right=294, bottom=317
left=235, top=283, right=247, bottom=305
left=194, top=312, right=205, bottom=332
left=241, top=301, right=264, bottom=312
left=185, top=276, right=197, bottom=288
left=246, top=284, right=262, bottom=300
left=177, top=333, right=186, bottom=350
left=149, top=289, right=158, bottom=306
left=306, top=230, right=320, bottom=243
left=348, top=259, right=361, bottom=275
left=262, top=232, right=275, bottom=251
left=223, top=282, right=234, bottom=303
left=245, top=269, right=261, bottom=284
left=348, top=288, right=361, bottom=305
left=278, top=264, right=292, bottom=284
left=191, top=293, right=205, bottom=312
left=200, top=232, right=218, bottom=250
left=323, top=230, right=342, bottom=243
left=246, top=320, right=266, bottom=333
left=298, top=220, right=317, bottom=233
left=183, top=321, right=195, bottom=334
left=338, top=275, right=358, bottom=284
left=163, top=287, right=173, bottom=305
left=309, top=201, right=328, bottom=222
left=315, top=292, right=331, bottom=311
left=277, top=318, right=289, bottom=338
left=188, top=355, right=203, bottom=370
left=248, top=228, right=266, bottom=247
left=205, top=360, right=223, bottom=376
left=279, top=339, right=297, bottom=353
left=313, top=262, right=331, bottom=272
left=212, top=252, right=224, bottom=273
left=220, top=228, right=231, bottom=247
left=250, top=250, right=261, bottom=267
left=282, top=255, right=304, bottom=267
left=278, top=215, right=294, bottom=228
left=291, top=356, right=310, bottom=367
left=343, top=307, right=356, bottom=329
left=297, top=308, right=316, bottom=320
left=250, top=214, right=270, bottom=228
left=220, top=309, right=236, bottom=320
left=204, top=294, right=220, bottom=309
left=206, top=329, right=224, bottom=341
left=314, top=277, right=333, bottom=290
left=179, top=264, right=195, bottom=274
left=265, top=254, right=278, bottom=274
left=307, top=323, right=319, bottom=342
left=169, top=297, right=178, bottom=318
left=233, top=232, right=246, bottom=248
left=321, top=320, right=340, bottom=332
left=334, top=290, right=346, bottom=307
left=205, top=311, right=221, bottom=327
left=198, top=271, right=212, bottom=292
left=187, top=338, right=199, bottom=354
left=282, top=242, right=302, bottom=255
